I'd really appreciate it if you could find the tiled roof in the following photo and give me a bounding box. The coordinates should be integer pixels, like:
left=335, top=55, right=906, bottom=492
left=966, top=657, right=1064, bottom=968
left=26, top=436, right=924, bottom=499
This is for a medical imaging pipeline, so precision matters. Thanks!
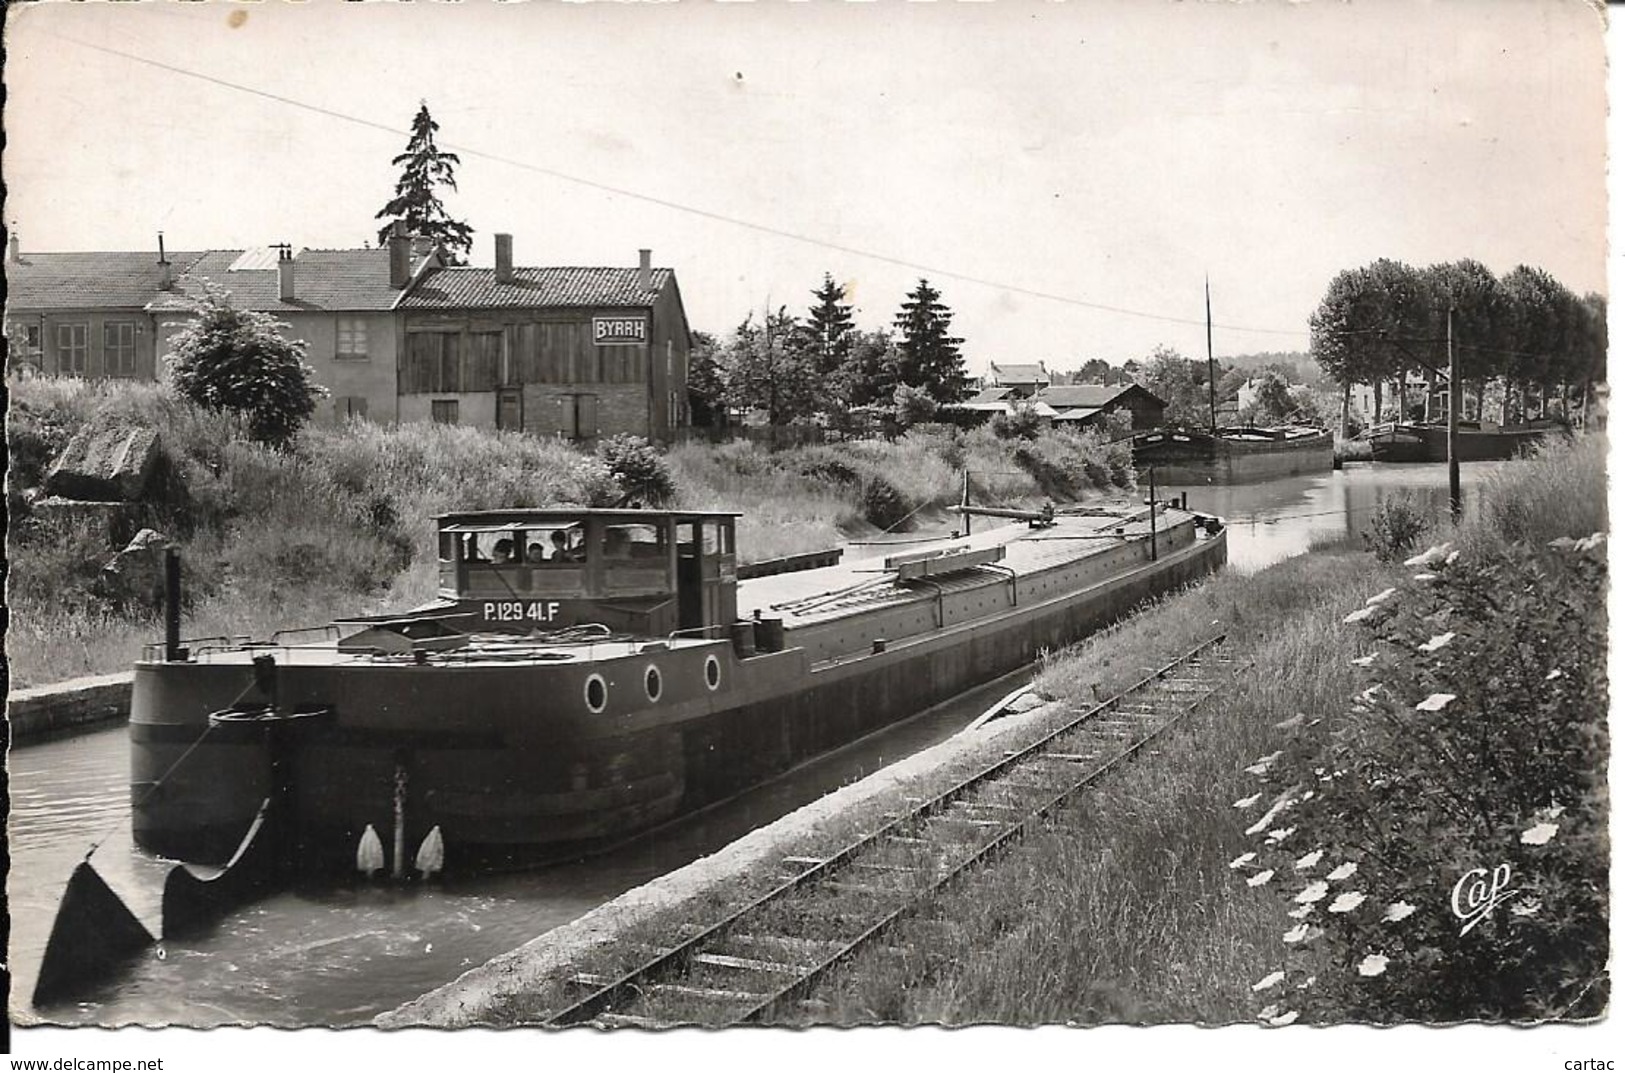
left=988, top=362, right=1050, bottom=383
left=173, top=247, right=425, bottom=312
left=398, top=267, right=674, bottom=309
left=6, top=251, right=207, bottom=311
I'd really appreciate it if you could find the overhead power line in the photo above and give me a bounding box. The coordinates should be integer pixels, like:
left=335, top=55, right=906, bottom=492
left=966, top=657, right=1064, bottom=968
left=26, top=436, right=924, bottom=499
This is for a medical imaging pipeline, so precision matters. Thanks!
left=42, top=29, right=1327, bottom=339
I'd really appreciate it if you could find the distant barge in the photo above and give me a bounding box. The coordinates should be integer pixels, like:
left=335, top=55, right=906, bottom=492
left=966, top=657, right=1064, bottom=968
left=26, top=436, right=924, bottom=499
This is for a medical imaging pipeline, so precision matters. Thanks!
left=1132, top=425, right=1333, bottom=484
left=130, top=501, right=1226, bottom=874
left=1360, top=420, right=1564, bottom=463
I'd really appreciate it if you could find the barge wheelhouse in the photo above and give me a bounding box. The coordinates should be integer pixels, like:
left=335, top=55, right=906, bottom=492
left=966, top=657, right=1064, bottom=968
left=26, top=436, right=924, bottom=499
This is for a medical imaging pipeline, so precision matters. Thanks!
left=131, top=501, right=1226, bottom=875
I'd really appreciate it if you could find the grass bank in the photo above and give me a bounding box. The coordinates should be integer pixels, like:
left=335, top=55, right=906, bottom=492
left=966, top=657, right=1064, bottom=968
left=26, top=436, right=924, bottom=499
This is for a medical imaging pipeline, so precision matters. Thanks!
left=5, top=383, right=1133, bottom=687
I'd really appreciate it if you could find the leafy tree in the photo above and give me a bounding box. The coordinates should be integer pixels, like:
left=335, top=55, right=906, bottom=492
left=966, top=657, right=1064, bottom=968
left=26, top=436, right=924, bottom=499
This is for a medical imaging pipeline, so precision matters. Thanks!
left=1242, top=371, right=1295, bottom=425
left=891, top=383, right=939, bottom=432
left=165, top=284, right=326, bottom=447
left=1501, top=266, right=1573, bottom=422
left=375, top=102, right=475, bottom=265
left=893, top=279, right=969, bottom=404
left=1067, top=358, right=1115, bottom=386
left=685, top=330, right=727, bottom=428
left=805, top=274, right=856, bottom=378
left=719, top=308, right=827, bottom=426
left=596, top=434, right=675, bottom=505
left=1137, top=344, right=1211, bottom=426
left=833, top=329, right=901, bottom=410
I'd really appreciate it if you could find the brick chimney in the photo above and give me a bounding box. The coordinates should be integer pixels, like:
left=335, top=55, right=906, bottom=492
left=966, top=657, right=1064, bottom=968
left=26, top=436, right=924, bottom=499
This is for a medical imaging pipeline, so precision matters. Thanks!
left=158, top=231, right=172, bottom=290
left=388, top=221, right=411, bottom=289
left=6, top=228, right=19, bottom=265
left=278, top=247, right=295, bottom=301
left=495, top=233, right=514, bottom=285
left=638, top=248, right=652, bottom=292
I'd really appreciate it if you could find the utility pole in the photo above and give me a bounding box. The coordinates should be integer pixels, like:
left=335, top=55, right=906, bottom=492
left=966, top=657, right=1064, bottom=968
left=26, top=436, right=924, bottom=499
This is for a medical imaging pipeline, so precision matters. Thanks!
left=1147, top=465, right=1159, bottom=562
left=1205, top=276, right=1217, bottom=433
left=1447, top=307, right=1462, bottom=521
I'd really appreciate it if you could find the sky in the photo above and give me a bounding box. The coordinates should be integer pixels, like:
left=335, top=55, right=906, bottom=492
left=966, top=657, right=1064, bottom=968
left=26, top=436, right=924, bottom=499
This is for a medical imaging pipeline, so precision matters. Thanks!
left=2, top=0, right=1608, bottom=377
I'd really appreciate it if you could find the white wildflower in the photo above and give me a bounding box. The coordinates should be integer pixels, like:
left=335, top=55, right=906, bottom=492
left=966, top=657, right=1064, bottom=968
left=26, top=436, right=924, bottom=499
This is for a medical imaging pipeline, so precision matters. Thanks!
left=1382, top=901, right=1417, bottom=923
left=1247, top=869, right=1276, bottom=888
left=1521, top=822, right=1559, bottom=846
left=1297, top=975, right=1317, bottom=990
left=1412, top=572, right=1439, bottom=583
left=1415, top=693, right=1456, bottom=712
left=1357, top=954, right=1390, bottom=978
left=1365, top=587, right=1398, bottom=606
left=1283, top=923, right=1313, bottom=944
left=1511, top=899, right=1542, bottom=917
left=1328, top=891, right=1367, bottom=914
left=1404, top=541, right=1453, bottom=567
left=1244, top=751, right=1283, bottom=776
left=1228, top=852, right=1257, bottom=870
left=1233, top=792, right=1263, bottom=809
left=1268, top=1010, right=1300, bottom=1026
left=1546, top=668, right=1563, bottom=681
left=1576, top=532, right=1606, bottom=552
left=1295, top=849, right=1325, bottom=871
left=1252, top=971, right=1286, bottom=992
left=1295, top=881, right=1330, bottom=905
left=1417, top=632, right=1456, bottom=653
left=1266, top=826, right=1297, bottom=844
left=1326, top=862, right=1358, bottom=882
left=1257, top=1003, right=1281, bottom=1020
left=1287, top=904, right=1315, bottom=920
left=1350, top=654, right=1377, bottom=667
left=1537, top=802, right=1566, bottom=821
left=1274, top=712, right=1307, bottom=730
left=1342, top=606, right=1378, bottom=625
left=1445, top=550, right=1460, bottom=565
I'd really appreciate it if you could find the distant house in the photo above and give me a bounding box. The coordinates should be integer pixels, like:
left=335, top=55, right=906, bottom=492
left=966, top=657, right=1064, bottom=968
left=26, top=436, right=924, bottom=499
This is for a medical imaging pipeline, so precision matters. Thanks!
left=5, top=227, right=440, bottom=425
left=942, top=386, right=1060, bottom=427
left=150, top=227, right=441, bottom=423
left=985, top=361, right=1053, bottom=397
left=5, top=234, right=205, bottom=381
left=5, top=228, right=693, bottom=443
left=1037, top=383, right=1165, bottom=432
left=395, top=234, right=691, bottom=442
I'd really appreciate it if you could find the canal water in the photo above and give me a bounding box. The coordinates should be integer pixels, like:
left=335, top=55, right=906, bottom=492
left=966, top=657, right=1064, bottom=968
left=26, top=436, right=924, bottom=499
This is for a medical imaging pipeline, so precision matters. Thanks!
left=6, top=461, right=1501, bottom=1028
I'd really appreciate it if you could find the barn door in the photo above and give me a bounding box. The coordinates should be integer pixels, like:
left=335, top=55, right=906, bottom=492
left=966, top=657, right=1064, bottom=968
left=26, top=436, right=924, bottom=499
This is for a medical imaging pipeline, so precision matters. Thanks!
left=576, top=394, right=600, bottom=441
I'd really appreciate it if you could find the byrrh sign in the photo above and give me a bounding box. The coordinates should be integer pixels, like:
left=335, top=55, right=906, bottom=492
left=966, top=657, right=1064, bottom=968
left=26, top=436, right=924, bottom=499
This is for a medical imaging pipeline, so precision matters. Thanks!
left=593, top=316, right=647, bottom=346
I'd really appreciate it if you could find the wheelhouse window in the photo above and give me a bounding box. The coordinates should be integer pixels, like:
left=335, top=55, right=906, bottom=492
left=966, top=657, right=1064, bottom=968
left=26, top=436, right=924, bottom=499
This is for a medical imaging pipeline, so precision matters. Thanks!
left=431, top=399, right=459, bottom=425
left=337, top=317, right=369, bottom=360
left=104, top=321, right=137, bottom=376
left=456, top=527, right=586, bottom=567
left=603, top=523, right=665, bottom=562
left=57, top=323, right=88, bottom=375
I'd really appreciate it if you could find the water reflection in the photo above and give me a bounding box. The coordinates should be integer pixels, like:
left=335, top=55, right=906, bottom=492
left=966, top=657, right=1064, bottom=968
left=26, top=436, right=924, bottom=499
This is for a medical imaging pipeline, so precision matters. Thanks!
left=1161, top=460, right=1502, bottom=573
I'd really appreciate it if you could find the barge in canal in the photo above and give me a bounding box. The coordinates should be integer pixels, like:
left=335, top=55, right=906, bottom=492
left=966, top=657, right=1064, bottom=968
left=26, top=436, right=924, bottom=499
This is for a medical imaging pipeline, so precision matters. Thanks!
left=130, top=499, right=1226, bottom=874
left=1131, top=425, right=1333, bottom=484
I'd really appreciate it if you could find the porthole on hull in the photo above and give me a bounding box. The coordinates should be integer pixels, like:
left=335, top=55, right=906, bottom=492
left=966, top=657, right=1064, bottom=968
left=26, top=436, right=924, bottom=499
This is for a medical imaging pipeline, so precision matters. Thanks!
left=584, top=673, right=608, bottom=713
left=704, top=654, right=722, bottom=690
left=645, top=664, right=663, bottom=702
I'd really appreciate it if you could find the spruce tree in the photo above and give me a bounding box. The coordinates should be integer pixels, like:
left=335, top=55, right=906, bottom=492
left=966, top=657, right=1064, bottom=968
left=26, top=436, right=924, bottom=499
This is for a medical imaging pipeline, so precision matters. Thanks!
left=805, top=273, right=855, bottom=377
left=375, top=102, right=475, bottom=264
left=893, top=279, right=968, bottom=404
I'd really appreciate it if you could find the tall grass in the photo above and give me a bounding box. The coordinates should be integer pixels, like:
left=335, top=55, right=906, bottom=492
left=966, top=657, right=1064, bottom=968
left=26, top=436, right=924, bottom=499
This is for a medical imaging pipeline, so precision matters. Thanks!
left=1460, top=432, right=1608, bottom=554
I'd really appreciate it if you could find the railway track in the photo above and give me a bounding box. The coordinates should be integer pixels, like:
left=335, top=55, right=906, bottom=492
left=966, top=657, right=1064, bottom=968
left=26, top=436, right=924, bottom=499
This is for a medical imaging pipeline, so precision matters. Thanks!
left=545, top=634, right=1238, bottom=1029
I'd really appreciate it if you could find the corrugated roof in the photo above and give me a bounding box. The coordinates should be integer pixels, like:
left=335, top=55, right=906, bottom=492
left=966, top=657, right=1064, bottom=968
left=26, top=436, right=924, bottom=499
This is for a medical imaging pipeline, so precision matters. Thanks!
left=1039, top=384, right=1159, bottom=409
left=174, top=247, right=423, bottom=312
left=398, top=267, right=673, bottom=309
left=961, top=387, right=1015, bottom=406
left=6, top=251, right=207, bottom=311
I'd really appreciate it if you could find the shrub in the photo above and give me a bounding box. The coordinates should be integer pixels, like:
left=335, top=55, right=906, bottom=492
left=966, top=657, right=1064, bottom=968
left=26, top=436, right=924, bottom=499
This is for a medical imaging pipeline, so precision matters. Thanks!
left=859, top=475, right=912, bottom=531
left=1362, top=493, right=1433, bottom=562
left=165, top=283, right=326, bottom=447
left=1230, top=535, right=1609, bottom=1023
left=596, top=434, right=676, bottom=506
left=989, top=405, right=1043, bottom=441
